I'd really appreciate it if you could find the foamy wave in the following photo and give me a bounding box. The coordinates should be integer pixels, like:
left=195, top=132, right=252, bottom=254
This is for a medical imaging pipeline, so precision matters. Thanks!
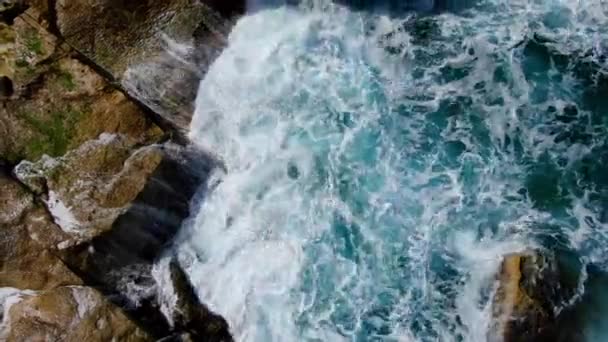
left=175, top=1, right=608, bottom=341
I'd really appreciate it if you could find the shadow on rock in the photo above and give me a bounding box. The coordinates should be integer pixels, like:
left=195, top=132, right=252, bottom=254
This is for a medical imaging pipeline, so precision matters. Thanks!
left=60, top=144, right=231, bottom=341
left=490, top=248, right=587, bottom=342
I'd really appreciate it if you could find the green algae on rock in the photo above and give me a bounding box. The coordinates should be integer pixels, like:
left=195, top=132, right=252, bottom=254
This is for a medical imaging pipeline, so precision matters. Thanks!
left=14, top=134, right=163, bottom=246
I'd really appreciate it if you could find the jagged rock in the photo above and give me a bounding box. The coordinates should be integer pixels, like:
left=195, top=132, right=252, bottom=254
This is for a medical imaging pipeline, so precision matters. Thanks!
left=14, top=134, right=164, bottom=247
left=59, top=144, right=217, bottom=339
left=490, top=251, right=579, bottom=342
left=53, top=0, right=240, bottom=130
left=1, top=5, right=232, bottom=341
left=154, top=258, right=232, bottom=341
left=4, top=286, right=151, bottom=341
left=0, top=169, right=81, bottom=290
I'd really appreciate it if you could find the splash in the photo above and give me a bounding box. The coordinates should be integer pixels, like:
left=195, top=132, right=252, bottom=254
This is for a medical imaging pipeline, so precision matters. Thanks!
left=176, top=1, right=608, bottom=341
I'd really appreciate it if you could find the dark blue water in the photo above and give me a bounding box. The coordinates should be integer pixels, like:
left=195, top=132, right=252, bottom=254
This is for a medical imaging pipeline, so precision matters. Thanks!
left=176, top=1, right=608, bottom=341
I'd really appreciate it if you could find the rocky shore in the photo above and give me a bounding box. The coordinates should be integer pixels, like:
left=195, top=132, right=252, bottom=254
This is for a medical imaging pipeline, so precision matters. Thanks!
left=0, top=0, right=243, bottom=340
left=0, top=0, right=597, bottom=341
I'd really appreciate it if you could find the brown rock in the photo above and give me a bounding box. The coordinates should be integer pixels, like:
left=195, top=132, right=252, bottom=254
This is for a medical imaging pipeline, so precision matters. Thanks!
left=1, top=4, right=231, bottom=341
left=0, top=221, right=81, bottom=289
left=5, top=286, right=152, bottom=341
left=0, top=170, right=80, bottom=290
left=10, top=7, right=59, bottom=88
left=490, top=251, right=577, bottom=342
left=0, top=168, right=32, bottom=225
left=56, top=144, right=218, bottom=339
left=53, top=0, right=238, bottom=130
left=1, top=7, right=163, bottom=163
left=14, top=134, right=164, bottom=247
left=1, top=54, right=163, bottom=163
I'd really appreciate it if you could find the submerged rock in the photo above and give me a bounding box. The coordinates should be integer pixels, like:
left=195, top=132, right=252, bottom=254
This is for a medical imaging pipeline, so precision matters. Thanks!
left=517, top=33, right=608, bottom=115
left=335, top=0, right=476, bottom=14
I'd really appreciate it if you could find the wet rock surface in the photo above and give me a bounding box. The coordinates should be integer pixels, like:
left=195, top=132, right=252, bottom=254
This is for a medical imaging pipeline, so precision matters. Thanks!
left=59, top=145, right=219, bottom=339
left=491, top=251, right=581, bottom=342
left=153, top=258, right=233, bottom=341
left=55, top=0, right=243, bottom=130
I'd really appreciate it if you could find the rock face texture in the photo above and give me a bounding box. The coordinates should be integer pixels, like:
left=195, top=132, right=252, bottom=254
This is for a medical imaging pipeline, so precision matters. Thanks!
left=0, top=7, right=164, bottom=163
left=55, top=0, right=242, bottom=130
left=0, top=1, right=239, bottom=340
left=4, top=286, right=151, bottom=341
left=490, top=251, right=580, bottom=342
left=0, top=169, right=81, bottom=291
left=14, top=135, right=164, bottom=246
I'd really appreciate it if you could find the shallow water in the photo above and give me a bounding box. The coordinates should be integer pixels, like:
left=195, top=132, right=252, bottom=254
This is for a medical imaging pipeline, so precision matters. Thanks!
left=175, top=1, right=608, bottom=341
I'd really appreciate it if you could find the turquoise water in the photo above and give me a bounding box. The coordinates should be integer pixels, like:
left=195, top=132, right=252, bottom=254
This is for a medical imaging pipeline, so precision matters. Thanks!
left=176, top=1, right=608, bottom=341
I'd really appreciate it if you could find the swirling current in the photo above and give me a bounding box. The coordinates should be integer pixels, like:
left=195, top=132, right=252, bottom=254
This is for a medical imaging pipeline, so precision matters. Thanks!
left=173, top=1, right=608, bottom=341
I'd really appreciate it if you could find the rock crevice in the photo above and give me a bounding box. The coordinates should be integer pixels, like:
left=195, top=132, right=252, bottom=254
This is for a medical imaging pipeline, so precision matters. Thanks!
left=0, top=1, right=243, bottom=340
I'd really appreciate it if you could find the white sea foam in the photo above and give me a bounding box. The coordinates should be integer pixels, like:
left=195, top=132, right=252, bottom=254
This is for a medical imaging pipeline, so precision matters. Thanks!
left=0, top=288, right=35, bottom=340
left=46, top=190, right=81, bottom=234
left=176, top=0, right=608, bottom=341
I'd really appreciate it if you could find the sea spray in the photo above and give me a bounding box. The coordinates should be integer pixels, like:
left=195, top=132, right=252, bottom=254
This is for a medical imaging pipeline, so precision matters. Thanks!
left=175, top=1, right=608, bottom=341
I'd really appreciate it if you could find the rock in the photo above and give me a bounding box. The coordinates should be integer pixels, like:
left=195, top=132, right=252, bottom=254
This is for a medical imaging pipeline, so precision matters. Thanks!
left=0, top=7, right=164, bottom=163
left=153, top=258, right=232, bottom=341
left=1, top=55, right=163, bottom=163
left=518, top=33, right=608, bottom=115
left=0, top=0, right=26, bottom=23
left=53, top=0, right=240, bottom=130
left=14, top=134, right=164, bottom=247
left=1, top=5, right=232, bottom=341
left=490, top=251, right=578, bottom=342
left=0, top=22, right=16, bottom=99
left=59, top=144, right=218, bottom=339
left=8, top=7, right=59, bottom=88
left=0, top=167, right=32, bottom=224
left=0, top=287, right=35, bottom=340
left=0, top=169, right=81, bottom=290
left=4, top=286, right=151, bottom=341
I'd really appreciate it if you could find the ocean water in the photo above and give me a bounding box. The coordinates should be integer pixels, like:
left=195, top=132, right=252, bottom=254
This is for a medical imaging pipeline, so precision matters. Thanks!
left=174, top=0, right=608, bottom=341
